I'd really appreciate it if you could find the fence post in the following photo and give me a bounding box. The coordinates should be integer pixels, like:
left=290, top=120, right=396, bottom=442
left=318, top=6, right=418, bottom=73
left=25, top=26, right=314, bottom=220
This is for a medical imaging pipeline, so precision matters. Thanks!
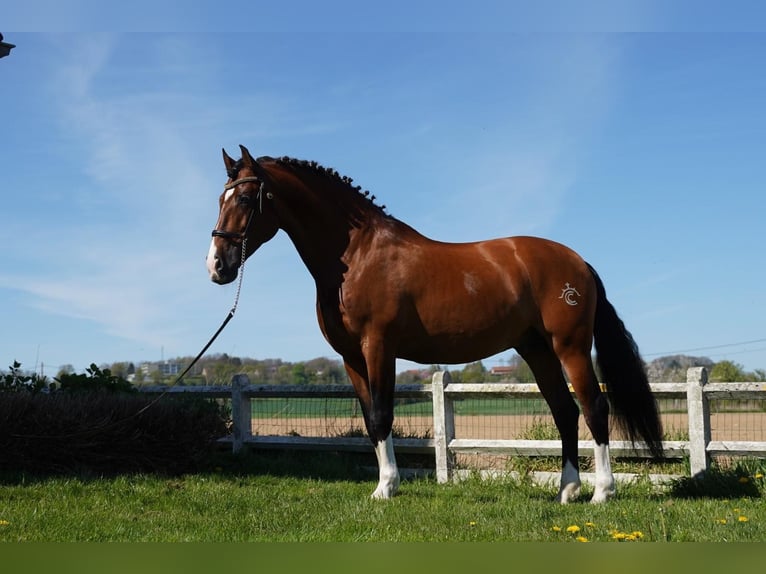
left=231, top=374, right=252, bottom=454
left=686, top=367, right=710, bottom=478
left=431, top=370, right=455, bottom=483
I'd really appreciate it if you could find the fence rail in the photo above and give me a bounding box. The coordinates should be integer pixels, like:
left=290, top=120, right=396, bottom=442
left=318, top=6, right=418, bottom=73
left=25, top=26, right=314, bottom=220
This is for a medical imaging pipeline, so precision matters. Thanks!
left=141, top=367, right=766, bottom=481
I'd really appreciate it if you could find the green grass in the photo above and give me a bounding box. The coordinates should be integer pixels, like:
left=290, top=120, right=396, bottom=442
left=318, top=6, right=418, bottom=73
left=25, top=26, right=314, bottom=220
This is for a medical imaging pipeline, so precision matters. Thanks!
left=1, top=451, right=764, bottom=542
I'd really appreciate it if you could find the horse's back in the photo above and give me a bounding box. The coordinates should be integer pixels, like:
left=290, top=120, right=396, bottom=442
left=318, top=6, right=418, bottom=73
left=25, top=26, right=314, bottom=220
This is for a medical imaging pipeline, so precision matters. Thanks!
left=386, top=233, right=595, bottom=363
left=414, top=234, right=594, bottom=302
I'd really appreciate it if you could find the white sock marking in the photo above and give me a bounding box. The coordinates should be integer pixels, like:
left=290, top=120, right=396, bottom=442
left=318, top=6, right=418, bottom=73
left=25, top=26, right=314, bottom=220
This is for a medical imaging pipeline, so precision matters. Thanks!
left=591, top=442, right=615, bottom=503
left=557, top=459, right=581, bottom=504
left=371, top=433, right=400, bottom=499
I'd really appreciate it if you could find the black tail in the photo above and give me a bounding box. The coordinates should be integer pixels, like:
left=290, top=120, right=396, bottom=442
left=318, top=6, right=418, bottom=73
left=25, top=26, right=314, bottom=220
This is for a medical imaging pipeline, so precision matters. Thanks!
left=587, top=264, right=664, bottom=458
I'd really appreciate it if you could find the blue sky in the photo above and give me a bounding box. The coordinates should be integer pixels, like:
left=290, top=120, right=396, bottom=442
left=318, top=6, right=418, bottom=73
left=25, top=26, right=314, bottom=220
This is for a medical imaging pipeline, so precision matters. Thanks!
left=2, top=3, right=766, bottom=377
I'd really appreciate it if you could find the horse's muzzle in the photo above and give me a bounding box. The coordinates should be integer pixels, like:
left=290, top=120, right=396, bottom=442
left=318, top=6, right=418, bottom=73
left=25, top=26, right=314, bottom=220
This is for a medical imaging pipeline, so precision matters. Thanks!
left=207, top=242, right=239, bottom=285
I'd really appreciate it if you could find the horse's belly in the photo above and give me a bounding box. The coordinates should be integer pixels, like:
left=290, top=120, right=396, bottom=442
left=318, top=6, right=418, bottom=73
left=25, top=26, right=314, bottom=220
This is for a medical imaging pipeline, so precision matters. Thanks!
left=398, top=340, right=513, bottom=365
left=396, top=319, right=526, bottom=365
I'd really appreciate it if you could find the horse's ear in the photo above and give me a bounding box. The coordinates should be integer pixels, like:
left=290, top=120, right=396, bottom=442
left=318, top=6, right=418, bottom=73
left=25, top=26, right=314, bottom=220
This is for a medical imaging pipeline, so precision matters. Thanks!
left=239, top=144, right=256, bottom=167
left=238, top=144, right=269, bottom=179
left=222, top=148, right=236, bottom=172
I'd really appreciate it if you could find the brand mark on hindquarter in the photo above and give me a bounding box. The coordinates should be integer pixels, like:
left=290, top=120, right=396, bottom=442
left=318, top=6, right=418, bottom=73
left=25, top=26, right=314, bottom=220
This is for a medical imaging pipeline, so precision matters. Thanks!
left=559, top=283, right=581, bottom=306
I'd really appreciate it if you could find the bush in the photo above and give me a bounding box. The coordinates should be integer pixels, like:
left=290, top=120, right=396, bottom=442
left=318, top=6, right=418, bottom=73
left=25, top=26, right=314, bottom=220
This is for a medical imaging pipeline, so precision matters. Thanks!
left=54, top=363, right=136, bottom=394
left=0, top=361, right=228, bottom=475
left=0, top=361, right=49, bottom=393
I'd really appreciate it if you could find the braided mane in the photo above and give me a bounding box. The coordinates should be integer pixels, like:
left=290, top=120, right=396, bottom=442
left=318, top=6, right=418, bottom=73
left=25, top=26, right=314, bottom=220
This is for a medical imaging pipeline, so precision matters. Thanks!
left=265, top=156, right=389, bottom=215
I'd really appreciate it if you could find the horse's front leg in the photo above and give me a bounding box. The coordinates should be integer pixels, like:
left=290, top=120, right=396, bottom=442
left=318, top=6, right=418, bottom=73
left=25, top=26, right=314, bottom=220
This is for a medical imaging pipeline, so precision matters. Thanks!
left=371, top=431, right=399, bottom=499
left=343, top=353, right=400, bottom=499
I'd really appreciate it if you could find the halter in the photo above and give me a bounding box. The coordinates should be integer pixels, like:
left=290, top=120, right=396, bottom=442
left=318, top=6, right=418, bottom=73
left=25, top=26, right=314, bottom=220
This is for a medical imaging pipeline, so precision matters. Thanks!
left=211, top=176, right=264, bottom=241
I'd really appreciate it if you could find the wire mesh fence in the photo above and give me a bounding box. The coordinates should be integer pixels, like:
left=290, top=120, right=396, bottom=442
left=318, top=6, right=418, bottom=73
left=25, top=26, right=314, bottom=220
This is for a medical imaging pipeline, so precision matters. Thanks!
left=249, top=396, right=435, bottom=439
left=709, top=398, right=766, bottom=442
left=247, top=393, right=765, bottom=442
left=245, top=388, right=766, bottom=474
left=139, top=370, right=766, bottom=478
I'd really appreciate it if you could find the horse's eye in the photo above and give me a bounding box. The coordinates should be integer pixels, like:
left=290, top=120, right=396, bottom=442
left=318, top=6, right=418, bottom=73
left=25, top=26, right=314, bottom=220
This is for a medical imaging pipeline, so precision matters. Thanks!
left=237, top=195, right=252, bottom=206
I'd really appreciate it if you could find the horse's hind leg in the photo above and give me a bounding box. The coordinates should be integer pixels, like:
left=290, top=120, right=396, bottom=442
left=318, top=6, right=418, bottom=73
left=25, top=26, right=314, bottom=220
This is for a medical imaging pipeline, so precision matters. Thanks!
left=557, top=348, right=615, bottom=503
left=518, top=338, right=582, bottom=503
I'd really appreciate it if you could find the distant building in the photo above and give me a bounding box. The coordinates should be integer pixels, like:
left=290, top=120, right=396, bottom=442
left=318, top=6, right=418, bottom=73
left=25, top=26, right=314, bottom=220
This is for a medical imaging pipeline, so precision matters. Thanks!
left=489, top=366, right=515, bottom=378
left=159, top=362, right=181, bottom=376
left=140, top=361, right=182, bottom=377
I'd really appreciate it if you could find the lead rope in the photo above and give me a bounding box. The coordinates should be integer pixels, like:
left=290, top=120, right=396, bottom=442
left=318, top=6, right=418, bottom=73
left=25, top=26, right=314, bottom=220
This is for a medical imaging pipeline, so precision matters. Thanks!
left=170, top=230, right=249, bottom=387
left=171, top=183, right=260, bottom=386
left=12, top=212, right=252, bottom=440
left=115, top=208, right=252, bottom=423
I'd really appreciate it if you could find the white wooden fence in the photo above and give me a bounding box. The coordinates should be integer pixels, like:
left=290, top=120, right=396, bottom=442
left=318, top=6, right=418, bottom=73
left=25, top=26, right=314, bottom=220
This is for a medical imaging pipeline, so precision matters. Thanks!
left=142, top=367, right=766, bottom=481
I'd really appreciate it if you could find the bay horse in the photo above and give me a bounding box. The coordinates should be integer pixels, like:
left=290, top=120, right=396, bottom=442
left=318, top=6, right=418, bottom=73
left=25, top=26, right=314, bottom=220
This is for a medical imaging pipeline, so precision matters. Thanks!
left=206, top=145, right=663, bottom=503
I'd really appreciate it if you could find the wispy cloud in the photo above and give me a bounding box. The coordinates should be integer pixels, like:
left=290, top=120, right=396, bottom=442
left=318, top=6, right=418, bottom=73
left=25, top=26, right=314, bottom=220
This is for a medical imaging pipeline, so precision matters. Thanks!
left=612, top=265, right=696, bottom=298
left=1, top=33, right=360, bottom=366
left=1, top=35, right=225, bottom=353
left=424, top=36, right=620, bottom=241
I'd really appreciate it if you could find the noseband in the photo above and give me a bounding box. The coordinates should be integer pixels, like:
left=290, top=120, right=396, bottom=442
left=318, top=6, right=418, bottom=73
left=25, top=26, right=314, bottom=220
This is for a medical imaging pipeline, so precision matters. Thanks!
left=211, top=176, right=264, bottom=241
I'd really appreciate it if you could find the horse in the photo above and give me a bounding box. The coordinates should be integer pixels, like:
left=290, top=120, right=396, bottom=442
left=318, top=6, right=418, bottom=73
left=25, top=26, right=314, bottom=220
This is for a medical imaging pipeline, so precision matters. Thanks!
left=206, top=145, right=664, bottom=503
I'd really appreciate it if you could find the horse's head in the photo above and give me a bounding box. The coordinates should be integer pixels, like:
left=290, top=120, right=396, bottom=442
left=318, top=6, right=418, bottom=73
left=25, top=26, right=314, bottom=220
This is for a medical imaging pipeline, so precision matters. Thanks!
left=206, top=145, right=279, bottom=284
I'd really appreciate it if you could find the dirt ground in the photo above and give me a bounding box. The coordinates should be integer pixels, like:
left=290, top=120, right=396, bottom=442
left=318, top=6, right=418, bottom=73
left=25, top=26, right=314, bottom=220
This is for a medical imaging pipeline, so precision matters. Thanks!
left=252, top=412, right=766, bottom=442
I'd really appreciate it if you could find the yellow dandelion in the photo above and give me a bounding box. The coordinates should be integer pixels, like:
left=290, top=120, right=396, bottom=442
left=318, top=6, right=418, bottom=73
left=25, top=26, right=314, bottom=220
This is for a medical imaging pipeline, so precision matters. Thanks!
left=469, top=521, right=477, bottom=527
left=717, top=518, right=728, bottom=525
left=566, top=525, right=580, bottom=533
left=611, top=532, right=626, bottom=541
left=576, top=536, right=589, bottom=543
left=585, top=521, right=596, bottom=527
left=754, top=472, right=764, bottom=479
left=625, top=534, right=636, bottom=541
left=631, top=531, right=644, bottom=539
left=738, top=476, right=749, bottom=484
left=551, top=526, right=561, bottom=532
left=0, top=520, right=9, bottom=526
left=738, top=516, right=749, bottom=523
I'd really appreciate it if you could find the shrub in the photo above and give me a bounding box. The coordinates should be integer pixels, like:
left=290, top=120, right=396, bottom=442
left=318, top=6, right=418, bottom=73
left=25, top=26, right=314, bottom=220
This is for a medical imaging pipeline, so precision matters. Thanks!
left=54, top=363, right=136, bottom=394
left=520, top=418, right=559, bottom=441
left=0, top=361, right=49, bottom=393
left=0, top=361, right=228, bottom=475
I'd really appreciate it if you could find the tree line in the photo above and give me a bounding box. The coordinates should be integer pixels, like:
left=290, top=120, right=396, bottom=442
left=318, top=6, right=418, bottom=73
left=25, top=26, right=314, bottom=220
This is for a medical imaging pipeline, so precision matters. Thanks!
left=50, top=352, right=766, bottom=387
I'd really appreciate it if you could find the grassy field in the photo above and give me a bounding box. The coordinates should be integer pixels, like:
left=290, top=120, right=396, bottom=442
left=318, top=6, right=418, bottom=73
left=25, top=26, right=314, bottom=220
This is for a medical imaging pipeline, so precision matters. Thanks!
left=1, top=451, right=764, bottom=542
left=250, top=397, right=552, bottom=418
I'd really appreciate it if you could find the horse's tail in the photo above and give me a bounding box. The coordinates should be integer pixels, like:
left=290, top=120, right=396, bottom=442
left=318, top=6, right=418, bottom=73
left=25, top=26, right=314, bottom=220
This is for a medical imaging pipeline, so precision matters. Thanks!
left=587, top=263, right=664, bottom=459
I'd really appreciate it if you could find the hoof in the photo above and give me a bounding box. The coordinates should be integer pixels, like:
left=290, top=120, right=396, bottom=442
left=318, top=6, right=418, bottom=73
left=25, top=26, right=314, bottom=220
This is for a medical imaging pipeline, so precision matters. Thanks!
left=556, top=481, right=582, bottom=504
left=556, top=460, right=581, bottom=504
left=370, top=479, right=399, bottom=500
left=590, top=480, right=616, bottom=504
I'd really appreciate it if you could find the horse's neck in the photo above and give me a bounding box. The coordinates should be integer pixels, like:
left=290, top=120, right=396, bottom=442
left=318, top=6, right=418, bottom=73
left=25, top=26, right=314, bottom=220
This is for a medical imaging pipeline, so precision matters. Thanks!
left=277, top=184, right=358, bottom=286
left=273, top=169, right=415, bottom=288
